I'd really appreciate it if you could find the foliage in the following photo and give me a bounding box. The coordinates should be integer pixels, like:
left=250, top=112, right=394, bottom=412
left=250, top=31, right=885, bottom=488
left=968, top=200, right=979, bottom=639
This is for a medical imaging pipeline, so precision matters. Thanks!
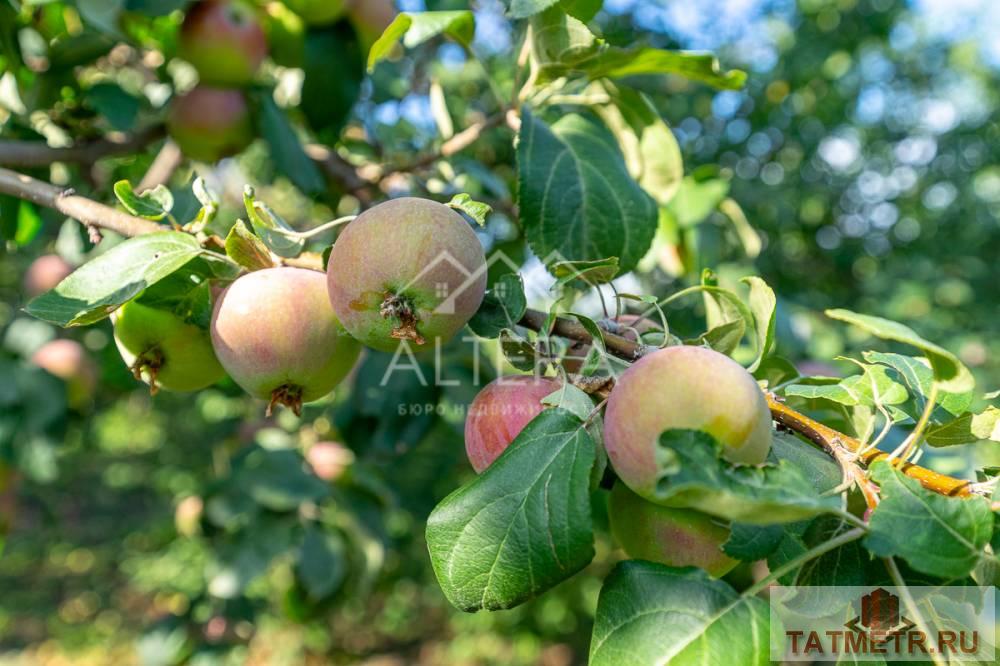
left=0, top=0, right=998, bottom=664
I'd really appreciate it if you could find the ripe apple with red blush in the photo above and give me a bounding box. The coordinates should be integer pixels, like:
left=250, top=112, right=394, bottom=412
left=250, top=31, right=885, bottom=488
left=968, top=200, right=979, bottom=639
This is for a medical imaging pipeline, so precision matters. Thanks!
left=464, top=375, right=562, bottom=473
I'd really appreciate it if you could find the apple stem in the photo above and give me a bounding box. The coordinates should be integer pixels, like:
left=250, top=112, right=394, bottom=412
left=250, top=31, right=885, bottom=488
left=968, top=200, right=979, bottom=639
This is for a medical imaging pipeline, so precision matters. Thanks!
left=268, top=384, right=303, bottom=417
left=131, top=348, right=164, bottom=396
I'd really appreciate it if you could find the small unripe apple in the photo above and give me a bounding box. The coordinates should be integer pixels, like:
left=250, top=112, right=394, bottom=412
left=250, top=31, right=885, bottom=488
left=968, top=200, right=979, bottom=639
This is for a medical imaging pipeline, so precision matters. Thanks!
left=326, top=198, right=487, bottom=353
left=211, top=267, right=361, bottom=415
left=464, top=376, right=561, bottom=473
left=178, top=0, right=267, bottom=86
left=604, top=346, right=772, bottom=501
left=30, top=339, right=98, bottom=408
left=608, top=482, right=738, bottom=578
left=23, top=254, right=73, bottom=298
left=305, top=441, right=354, bottom=481
left=167, top=85, right=254, bottom=163
left=283, top=0, right=348, bottom=26
left=113, top=301, right=226, bottom=393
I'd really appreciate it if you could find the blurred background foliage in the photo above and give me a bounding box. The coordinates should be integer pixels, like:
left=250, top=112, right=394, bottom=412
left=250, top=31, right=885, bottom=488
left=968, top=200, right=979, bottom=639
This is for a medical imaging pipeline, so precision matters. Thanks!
left=1, top=0, right=998, bottom=664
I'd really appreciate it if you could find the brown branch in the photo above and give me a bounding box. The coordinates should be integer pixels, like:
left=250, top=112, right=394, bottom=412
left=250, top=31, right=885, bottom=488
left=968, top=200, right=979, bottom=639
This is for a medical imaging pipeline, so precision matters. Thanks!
left=304, top=144, right=376, bottom=206
left=0, top=126, right=165, bottom=168
left=0, top=167, right=163, bottom=237
left=137, top=139, right=183, bottom=192
left=380, top=113, right=507, bottom=178
left=517, top=307, right=982, bottom=498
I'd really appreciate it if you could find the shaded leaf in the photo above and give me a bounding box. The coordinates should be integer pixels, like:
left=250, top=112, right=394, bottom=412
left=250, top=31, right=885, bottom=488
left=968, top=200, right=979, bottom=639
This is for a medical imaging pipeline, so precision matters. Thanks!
left=426, top=409, right=595, bottom=611
left=225, top=220, right=274, bottom=271
left=590, top=562, right=770, bottom=665
left=468, top=274, right=527, bottom=339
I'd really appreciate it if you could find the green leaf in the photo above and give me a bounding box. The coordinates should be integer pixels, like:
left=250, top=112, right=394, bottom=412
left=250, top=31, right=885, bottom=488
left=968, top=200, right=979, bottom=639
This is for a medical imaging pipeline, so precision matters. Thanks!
left=297, top=526, right=347, bottom=601
left=253, top=92, right=326, bottom=196
left=243, top=186, right=306, bottom=258
left=925, top=407, right=1000, bottom=447
left=468, top=274, right=527, bottom=339
left=551, top=258, right=621, bottom=286
left=825, top=309, right=974, bottom=393
left=589, top=562, right=770, bottom=665
left=86, top=82, right=140, bottom=132
left=225, top=220, right=274, bottom=272
left=113, top=180, right=173, bottom=221
left=518, top=110, right=657, bottom=273
left=862, top=351, right=972, bottom=417
left=741, top=277, right=776, bottom=372
left=561, top=0, right=601, bottom=22
left=237, top=449, right=330, bottom=512
left=585, top=48, right=747, bottom=89
left=722, top=522, right=785, bottom=561
left=25, top=232, right=205, bottom=327
left=187, top=176, right=219, bottom=232
left=769, top=431, right=842, bottom=495
left=649, top=429, right=842, bottom=524
left=589, top=83, right=683, bottom=205
left=499, top=329, right=541, bottom=372
left=864, top=461, right=993, bottom=579
left=426, top=409, right=595, bottom=611
left=665, top=176, right=730, bottom=228
left=687, top=319, right=744, bottom=356
left=446, top=193, right=492, bottom=227
left=367, top=11, right=475, bottom=71
left=507, top=0, right=561, bottom=19
left=785, top=364, right=908, bottom=409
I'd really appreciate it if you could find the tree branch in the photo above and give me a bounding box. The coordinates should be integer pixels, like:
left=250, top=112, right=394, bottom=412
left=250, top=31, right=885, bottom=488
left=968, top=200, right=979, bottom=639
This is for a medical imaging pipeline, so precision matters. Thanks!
left=0, top=166, right=978, bottom=499
left=0, top=126, right=165, bottom=168
left=517, top=307, right=981, bottom=498
left=137, top=139, right=183, bottom=192
left=0, top=167, right=162, bottom=237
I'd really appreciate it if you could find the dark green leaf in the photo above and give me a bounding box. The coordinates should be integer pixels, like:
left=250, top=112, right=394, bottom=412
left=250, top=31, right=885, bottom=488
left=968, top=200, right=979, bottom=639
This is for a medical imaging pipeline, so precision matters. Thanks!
left=468, top=274, right=527, bottom=339
left=723, top=522, right=785, bottom=561
left=297, top=526, right=347, bottom=601
left=86, top=83, right=140, bottom=132
left=499, top=329, right=541, bottom=372
left=925, top=407, right=1000, bottom=447
left=518, top=110, right=657, bottom=273
left=253, top=92, right=325, bottom=196
left=589, top=562, right=770, bottom=665
left=426, top=409, right=595, bottom=611
left=649, top=429, right=842, bottom=524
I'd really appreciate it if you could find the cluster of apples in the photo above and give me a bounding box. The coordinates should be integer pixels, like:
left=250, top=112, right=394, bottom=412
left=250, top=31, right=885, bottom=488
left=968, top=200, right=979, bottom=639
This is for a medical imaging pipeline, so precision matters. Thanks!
left=167, top=0, right=393, bottom=162
left=465, top=330, right=773, bottom=577
left=112, top=197, right=486, bottom=415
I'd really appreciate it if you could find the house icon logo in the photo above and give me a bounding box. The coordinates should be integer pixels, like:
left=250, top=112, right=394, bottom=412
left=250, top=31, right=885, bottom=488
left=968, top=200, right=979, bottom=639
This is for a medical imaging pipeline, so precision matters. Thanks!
left=844, top=587, right=916, bottom=637
left=394, top=247, right=587, bottom=317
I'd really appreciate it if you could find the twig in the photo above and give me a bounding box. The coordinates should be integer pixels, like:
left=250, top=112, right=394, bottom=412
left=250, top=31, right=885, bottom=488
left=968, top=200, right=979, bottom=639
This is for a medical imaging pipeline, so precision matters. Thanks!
left=303, top=144, right=376, bottom=206
left=0, top=167, right=162, bottom=237
left=379, top=113, right=507, bottom=179
left=137, top=139, right=183, bottom=192
left=0, top=165, right=981, bottom=500
left=0, top=126, right=165, bottom=167
left=516, top=307, right=981, bottom=498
